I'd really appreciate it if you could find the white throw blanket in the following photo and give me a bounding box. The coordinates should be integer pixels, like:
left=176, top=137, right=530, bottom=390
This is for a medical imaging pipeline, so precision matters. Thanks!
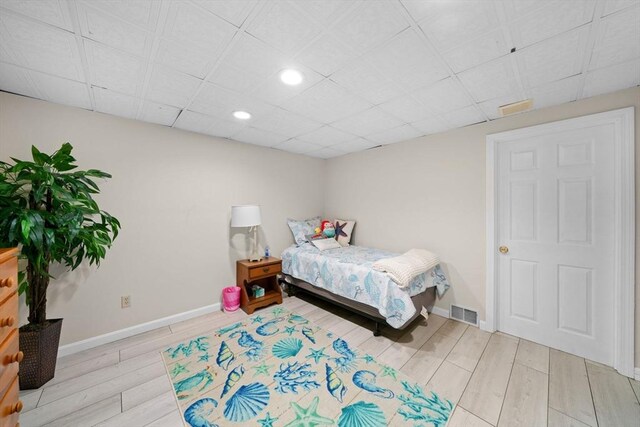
left=372, top=249, right=440, bottom=289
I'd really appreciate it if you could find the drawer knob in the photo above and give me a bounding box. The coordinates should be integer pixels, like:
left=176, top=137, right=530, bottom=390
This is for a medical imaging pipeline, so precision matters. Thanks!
left=10, top=401, right=22, bottom=414
left=0, top=316, right=14, bottom=327
left=7, top=351, right=23, bottom=364
left=262, top=267, right=270, bottom=273
left=0, top=278, right=12, bottom=288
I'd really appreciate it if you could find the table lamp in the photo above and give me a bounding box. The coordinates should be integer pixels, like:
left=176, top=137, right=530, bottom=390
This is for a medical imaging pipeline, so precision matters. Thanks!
left=231, top=205, right=262, bottom=262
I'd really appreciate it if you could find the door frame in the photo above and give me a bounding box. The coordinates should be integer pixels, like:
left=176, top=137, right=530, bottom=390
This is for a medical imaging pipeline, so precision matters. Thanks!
left=485, top=107, right=635, bottom=377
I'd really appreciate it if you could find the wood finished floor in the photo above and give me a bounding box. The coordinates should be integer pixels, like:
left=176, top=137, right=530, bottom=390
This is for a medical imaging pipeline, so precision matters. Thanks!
left=19, top=295, right=640, bottom=426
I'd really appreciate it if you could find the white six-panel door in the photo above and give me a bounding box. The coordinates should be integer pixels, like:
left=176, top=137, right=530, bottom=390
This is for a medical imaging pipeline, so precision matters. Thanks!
left=496, top=123, right=617, bottom=365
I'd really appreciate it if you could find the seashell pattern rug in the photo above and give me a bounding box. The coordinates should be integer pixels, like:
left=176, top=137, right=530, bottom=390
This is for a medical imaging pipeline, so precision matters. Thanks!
left=162, top=306, right=455, bottom=426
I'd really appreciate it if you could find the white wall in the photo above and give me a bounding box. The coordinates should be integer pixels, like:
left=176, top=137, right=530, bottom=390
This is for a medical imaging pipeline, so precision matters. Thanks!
left=324, top=87, right=640, bottom=366
left=0, top=92, right=324, bottom=345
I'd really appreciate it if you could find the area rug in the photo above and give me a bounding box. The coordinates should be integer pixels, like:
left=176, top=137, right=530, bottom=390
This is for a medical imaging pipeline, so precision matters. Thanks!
left=161, top=306, right=455, bottom=426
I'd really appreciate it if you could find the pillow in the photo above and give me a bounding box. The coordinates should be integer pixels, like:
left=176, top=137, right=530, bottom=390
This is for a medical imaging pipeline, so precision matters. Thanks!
left=334, top=219, right=355, bottom=247
left=310, top=238, right=342, bottom=251
left=287, top=216, right=321, bottom=245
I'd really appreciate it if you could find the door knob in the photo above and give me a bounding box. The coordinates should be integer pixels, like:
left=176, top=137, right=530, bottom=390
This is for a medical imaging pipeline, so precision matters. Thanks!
left=499, top=246, right=509, bottom=254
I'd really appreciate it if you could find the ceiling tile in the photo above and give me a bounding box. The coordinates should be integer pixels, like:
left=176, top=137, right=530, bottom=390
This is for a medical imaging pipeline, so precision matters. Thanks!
left=517, top=25, right=589, bottom=89
left=82, top=0, right=161, bottom=31
left=208, top=62, right=266, bottom=94
left=174, top=110, right=216, bottom=134
left=28, top=71, right=91, bottom=110
left=92, top=86, right=139, bottom=118
left=378, top=95, right=435, bottom=123
left=457, top=55, right=520, bottom=102
left=417, top=0, right=500, bottom=51
left=191, top=0, right=257, bottom=27
left=331, top=107, right=404, bottom=136
left=250, top=63, right=324, bottom=106
left=204, top=118, right=248, bottom=139
left=0, top=61, right=40, bottom=98
left=410, top=115, right=453, bottom=135
left=224, top=33, right=289, bottom=78
left=295, top=0, right=356, bottom=26
left=589, top=5, right=640, bottom=70
left=440, top=105, right=485, bottom=128
left=85, top=41, right=145, bottom=96
left=0, top=12, right=85, bottom=81
left=296, top=125, right=357, bottom=147
left=190, top=83, right=275, bottom=120
left=163, top=1, right=237, bottom=53
left=331, top=138, right=378, bottom=153
left=281, top=79, right=372, bottom=123
left=232, top=126, right=288, bottom=147
left=478, top=93, right=525, bottom=120
left=509, top=0, right=595, bottom=48
left=247, top=0, right=322, bottom=55
left=155, top=39, right=216, bottom=79
left=601, top=0, right=638, bottom=16
left=329, top=58, right=405, bottom=105
left=146, top=66, right=202, bottom=109
left=529, top=75, right=581, bottom=109
left=367, top=124, right=422, bottom=145
left=139, top=101, right=180, bottom=126
left=582, top=58, right=640, bottom=98
left=250, top=108, right=323, bottom=138
left=274, top=138, right=323, bottom=154
left=295, top=33, right=357, bottom=77
left=306, top=146, right=345, bottom=158
left=366, top=28, right=449, bottom=91
left=412, top=78, right=473, bottom=113
left=1, top=0, right=73, bottom=30
left=441, top=29, right=509, bottom=73
left=333, top=0, right=409, bottom=53
left=77, top=3, right=153, bottom=57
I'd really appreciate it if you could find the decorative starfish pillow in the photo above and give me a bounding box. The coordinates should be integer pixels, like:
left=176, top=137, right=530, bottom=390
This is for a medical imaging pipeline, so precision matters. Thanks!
left=333, top=219, right=355, bottom=247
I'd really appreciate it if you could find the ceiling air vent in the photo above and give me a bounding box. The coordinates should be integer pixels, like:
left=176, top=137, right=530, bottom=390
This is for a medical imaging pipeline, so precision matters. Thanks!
left=450, top=304, right=478, bottom=326
left=499, top=99, right=533, bottom=117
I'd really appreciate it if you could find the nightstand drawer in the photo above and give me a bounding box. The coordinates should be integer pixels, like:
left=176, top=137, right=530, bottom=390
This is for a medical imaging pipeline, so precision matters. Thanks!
left=249, top=263, right=281, bottom=280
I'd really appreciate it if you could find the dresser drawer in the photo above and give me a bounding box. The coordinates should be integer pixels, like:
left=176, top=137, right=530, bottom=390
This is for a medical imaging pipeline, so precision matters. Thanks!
left=0, top=330, right=19, bottom=400
left=0, top=257, right=17, bottom=304
left=0, top=294, right=17, bottom=350
left=248, top=263, right=281, bottom=280
left=0, top=375, right=20, bottom=427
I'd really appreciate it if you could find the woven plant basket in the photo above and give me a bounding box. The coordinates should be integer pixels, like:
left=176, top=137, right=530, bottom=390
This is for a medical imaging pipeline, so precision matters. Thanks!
left=19, top=318, right=63, bottom=390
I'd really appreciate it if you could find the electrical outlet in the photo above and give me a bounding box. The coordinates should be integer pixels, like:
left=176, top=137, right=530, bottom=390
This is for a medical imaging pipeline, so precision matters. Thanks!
left=121, top=295, right=131, bottom=308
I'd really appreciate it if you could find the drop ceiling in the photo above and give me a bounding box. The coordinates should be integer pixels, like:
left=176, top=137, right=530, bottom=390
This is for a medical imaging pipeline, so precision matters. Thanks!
left=1, top=0, right=638, bottom=158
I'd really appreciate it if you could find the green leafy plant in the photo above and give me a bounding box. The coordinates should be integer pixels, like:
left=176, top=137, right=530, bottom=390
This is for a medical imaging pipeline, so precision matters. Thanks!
left=0, top=143, right=120, bottom=326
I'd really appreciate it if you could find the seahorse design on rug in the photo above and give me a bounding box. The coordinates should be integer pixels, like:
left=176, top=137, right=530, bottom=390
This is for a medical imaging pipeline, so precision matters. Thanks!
left=331, top=338, right=357, bottom=373
left=352, top=370, right=394, bottom=399
left=230, top=330, right=265, bottom=361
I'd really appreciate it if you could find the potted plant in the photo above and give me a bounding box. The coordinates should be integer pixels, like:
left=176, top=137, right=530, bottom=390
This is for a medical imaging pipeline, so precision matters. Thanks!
left=0, top=143, right=120, bottom=389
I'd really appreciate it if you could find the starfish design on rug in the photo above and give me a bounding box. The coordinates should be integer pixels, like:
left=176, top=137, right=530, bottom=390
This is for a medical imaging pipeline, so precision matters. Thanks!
left=284, top=326, right=297, bottom=335
left=361, top=354, right=375, bottom=363
left=334, top=221, right=348, bottom=238
left=251, top=315, right=264, bottom=324
left=326, top=332, right=334, bottom=338
left=272, top=307, right=285, bottom=316
left=285, top=396, right=333, bottom=427
left=381, top=365, right=398, bottom=380
left=198, top=353, right=210, bottom=362
left=258, top=412, right=278, bottom=427
left=170, top=362, right=189, bottom=378
left=252, top=361, right=273, bottom=377
left=305, top=347, right=328, bottom=364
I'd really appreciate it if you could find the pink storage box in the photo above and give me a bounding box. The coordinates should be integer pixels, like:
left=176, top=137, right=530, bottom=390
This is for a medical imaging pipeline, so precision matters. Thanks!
left=222, top=286, right=241, bottom=312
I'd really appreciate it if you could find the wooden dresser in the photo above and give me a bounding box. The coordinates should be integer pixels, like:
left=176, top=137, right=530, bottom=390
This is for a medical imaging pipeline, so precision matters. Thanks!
left=0, top=248, right=22, bottom=426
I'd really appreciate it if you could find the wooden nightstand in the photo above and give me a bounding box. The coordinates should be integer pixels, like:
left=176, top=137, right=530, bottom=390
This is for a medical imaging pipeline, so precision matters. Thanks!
left=236, top=257, right=283, bottom=314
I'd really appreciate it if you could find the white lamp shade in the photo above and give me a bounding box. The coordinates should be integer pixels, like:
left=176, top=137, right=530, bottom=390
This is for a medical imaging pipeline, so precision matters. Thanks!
left=231, top=205, right=262, bottom=227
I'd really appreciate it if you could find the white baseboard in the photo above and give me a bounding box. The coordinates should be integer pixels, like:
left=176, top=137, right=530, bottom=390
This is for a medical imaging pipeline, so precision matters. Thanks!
left=430, top=306, right=449, bottom=318
left=635, top=367, right=640, bottom=381
left=57, top=303, right=221, bottom=358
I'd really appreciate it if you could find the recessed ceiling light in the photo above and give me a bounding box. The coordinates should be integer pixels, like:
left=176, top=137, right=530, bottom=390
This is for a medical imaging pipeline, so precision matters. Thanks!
left=233, top=111, right=251, bottom=120
left=280, top=69, right=303, bottom=86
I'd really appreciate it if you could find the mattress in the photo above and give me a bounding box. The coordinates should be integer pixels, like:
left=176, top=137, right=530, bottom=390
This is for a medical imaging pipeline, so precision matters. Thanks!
left=281, top=244, right=450, bottom=328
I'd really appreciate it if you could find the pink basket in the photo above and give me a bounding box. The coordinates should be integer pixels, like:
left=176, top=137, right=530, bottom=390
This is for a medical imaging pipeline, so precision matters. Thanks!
left=223, top=286, right=241, bottom=312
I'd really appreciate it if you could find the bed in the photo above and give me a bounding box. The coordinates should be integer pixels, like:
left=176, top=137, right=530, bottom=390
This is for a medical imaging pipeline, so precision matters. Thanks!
left=280, top=243, right=450, bottom=335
